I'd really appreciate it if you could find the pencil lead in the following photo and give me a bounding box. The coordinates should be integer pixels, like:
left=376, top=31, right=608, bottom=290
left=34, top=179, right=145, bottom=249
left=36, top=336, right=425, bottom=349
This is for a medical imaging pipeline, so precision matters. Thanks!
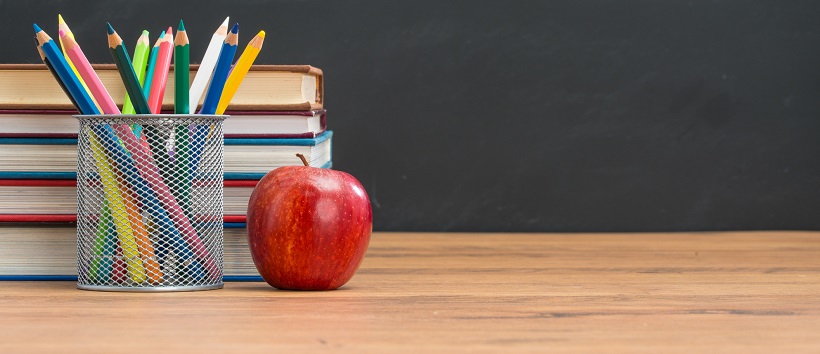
left=221, top=17, right=230, bottom=27
left=106, top=22, right=115, bottom=35
left=33, top=23, right=42, bottom=33
left=58, top=14, right=65, bottom=25
left=178, top=20, right=185, bottom=32
left=257, top=30, right=265, bottom=39
left=230, top=23, right=239, bottom=34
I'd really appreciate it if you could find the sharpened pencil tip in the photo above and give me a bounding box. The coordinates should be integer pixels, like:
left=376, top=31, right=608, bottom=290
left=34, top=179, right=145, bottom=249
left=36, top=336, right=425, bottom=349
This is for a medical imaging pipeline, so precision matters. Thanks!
left=142, top=30, right=149, bottom=37
left=166, top=26, right=173, bottom=34
left=230, top=23, right=239, bottom=34
left=257, top=30, right=265, bottom=38
left=58, top=14, right=65, bottom=24
left=178, top=20, right=185, bottom=31
left=106, top=22, right=115, bottom=35
left=159, top=31, right=166, bottom=38
left=33, top=23, right=42, bottom=33
left=222, top=17, right=230, bottom=26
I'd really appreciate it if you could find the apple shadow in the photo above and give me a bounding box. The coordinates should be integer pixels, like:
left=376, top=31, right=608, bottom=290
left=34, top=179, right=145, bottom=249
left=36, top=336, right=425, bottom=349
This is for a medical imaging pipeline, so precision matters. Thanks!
left=229, top=282, right=359, bottom=293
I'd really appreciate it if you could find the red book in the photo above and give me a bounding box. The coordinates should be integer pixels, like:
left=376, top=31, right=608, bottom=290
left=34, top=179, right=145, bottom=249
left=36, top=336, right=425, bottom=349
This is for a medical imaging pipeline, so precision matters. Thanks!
left=0, top=179, right=259, bottom=217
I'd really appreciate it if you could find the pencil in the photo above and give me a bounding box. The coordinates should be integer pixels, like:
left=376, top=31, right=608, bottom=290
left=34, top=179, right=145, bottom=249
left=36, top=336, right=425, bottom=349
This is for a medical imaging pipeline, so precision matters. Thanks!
left=36, top=42, right=79, bottom=110
left=123, top=30, right=151, bottom=115
left=189, top=16, right=229, bottom=114
left=189, top=23, right=238, bottom=184
left=107, top=23, right=151, bottom=115
left=119, top=175, right=163, bottom=284
left=34, top=24, right=99, bottom=115
left=142, top=31, right=164, bottom=103
left=89, top=129, right=148, bottom=283
left=199, top=23, right=239, bottom=114
left=175, top=20, right=190, bottom=114
left=216, top=30, right=265, bottom=115
left=58, top=15, right=100, bottom=112
left=59, top=29, right=121, bottom=114
left=89, top=201, right=114, bottom=281
left=148, top=27, right=174, bottom=114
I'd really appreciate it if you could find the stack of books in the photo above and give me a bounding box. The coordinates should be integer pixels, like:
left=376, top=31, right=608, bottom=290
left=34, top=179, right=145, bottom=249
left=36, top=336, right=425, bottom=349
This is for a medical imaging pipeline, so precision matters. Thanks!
left=0, top=64, right=329, bottom=280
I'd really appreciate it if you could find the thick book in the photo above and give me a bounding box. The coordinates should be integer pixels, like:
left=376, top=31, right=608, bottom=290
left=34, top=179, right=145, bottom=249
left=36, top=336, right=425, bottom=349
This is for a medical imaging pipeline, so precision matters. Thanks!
left=0, top=179, right=257, bottom=216
left=0, top=64, right=323, bottom=111
left=0, top=131, right=332, bottom=180
left=0, top=109, right=327, bottom=138
left=0, top=222, right=261, bottom=280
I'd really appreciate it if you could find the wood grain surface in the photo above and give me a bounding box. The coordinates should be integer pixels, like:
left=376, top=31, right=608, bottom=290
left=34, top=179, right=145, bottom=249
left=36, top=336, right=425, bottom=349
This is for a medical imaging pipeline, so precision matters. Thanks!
left=1, top=232, right=818, bottom=353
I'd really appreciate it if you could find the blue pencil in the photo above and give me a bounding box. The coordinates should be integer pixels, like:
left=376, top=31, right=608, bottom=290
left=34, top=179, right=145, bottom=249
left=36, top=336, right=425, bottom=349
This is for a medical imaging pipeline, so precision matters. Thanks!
left=34, top=24, right=100, bottom=115
left=199, top=23, right=239, bottom=115
left=189, top=23, right=238, bottom=179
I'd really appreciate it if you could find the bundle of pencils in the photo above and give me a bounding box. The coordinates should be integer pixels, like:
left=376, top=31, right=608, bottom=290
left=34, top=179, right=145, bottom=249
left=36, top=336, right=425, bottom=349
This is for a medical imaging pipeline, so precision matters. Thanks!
left=32, top=16, right=265, bottom=285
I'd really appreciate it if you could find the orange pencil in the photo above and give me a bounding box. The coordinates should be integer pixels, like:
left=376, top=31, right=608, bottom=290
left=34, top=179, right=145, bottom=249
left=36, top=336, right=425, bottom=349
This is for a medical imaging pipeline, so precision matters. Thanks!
left=119, top=183, right=163, bottom=284
left=147, top=27, right=174, bottom=113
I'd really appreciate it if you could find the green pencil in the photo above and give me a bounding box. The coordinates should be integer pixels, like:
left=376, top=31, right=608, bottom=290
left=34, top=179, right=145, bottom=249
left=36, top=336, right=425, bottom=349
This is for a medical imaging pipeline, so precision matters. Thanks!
left=123, top=30, right=150, bottom=115
left=107, top=23, right=151, bottom=114
left=174, top=20, right=191, bottom=213
left=175, top=20, right=189, bottom=114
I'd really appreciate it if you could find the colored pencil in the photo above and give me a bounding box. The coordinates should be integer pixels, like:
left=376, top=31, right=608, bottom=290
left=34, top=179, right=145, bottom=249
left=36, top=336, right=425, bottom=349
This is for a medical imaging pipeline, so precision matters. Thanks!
left=123, top=30, right=151, bottom=115
left=143, top=31, right=164, bottom=102
left=175, top=20, right=190, bottom=114
left=34, top=24, right=99, bottom=115
left=172, top=20, right=192, bottom=212
left=36, top=42, right=79, bottom=110
left=119, top=175, right=163, bottom=284
left=107, top=23, right=151, bottom=115
left=216, top=30, right=265, bottom=115
left=90, top=201, right=114, bottom=281
left=189, top=23, right=238, bottom=183
left=59, top=29, right=120, bottom=114
left=89, top=130, right=147, bottom=283
left=148, top=27, right=174, bottom=114
left=58, top=15, right=100, bottom=112
left=199, top=23, right=239, bottom=114
left=189, top=16, right=229, bottom=114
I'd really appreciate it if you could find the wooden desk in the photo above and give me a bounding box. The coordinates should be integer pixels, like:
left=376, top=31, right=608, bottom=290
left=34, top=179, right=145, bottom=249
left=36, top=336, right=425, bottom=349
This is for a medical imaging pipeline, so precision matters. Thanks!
left=1, top=232, right=818, bottom=353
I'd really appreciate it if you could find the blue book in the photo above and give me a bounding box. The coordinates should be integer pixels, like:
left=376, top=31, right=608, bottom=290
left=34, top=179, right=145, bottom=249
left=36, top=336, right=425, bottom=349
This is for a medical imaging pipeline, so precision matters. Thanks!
left=0, top=131, right=332, bottom=180
left=0, top=222, right=263, bottom=282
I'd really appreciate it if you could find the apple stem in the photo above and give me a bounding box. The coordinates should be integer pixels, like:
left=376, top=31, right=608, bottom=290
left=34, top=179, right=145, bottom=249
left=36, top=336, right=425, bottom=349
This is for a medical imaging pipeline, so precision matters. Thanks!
left=296, top=153, right=309, bottom=166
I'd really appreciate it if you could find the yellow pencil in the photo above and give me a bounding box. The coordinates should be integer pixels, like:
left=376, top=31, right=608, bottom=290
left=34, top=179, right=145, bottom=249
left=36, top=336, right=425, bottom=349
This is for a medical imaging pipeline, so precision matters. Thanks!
left=215, top=30, right=265, bottom=114
left=88, top=130, right=147, bottom=284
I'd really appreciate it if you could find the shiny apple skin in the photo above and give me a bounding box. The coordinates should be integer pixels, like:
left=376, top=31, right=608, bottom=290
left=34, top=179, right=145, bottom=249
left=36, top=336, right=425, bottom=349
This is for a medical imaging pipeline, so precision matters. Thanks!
left=246, top=166, right=372, bottom=290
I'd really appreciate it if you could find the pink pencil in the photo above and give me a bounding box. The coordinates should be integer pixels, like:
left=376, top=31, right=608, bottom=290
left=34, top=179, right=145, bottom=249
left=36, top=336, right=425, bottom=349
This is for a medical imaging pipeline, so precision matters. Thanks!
left=147, top=27, right=174, bottom=113
left=58, top=29, right=220, bottom=279
left=60, top=30, right=120, bottom=114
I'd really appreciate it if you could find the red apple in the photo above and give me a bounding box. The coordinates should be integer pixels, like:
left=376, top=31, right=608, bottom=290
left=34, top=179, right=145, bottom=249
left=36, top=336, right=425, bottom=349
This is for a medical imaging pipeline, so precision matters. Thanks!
left=246, top=154, right=372, bottom=290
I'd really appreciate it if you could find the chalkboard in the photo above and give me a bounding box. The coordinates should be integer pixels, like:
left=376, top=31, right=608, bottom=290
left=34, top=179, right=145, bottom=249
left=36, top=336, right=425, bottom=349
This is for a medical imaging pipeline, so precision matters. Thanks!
left=2, top=0, right=819, bottom=232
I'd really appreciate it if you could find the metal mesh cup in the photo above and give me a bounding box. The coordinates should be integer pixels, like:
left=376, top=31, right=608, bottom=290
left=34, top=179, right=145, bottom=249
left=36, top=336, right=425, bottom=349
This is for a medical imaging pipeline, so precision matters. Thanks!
left=75, top=114, right=227, bottom=292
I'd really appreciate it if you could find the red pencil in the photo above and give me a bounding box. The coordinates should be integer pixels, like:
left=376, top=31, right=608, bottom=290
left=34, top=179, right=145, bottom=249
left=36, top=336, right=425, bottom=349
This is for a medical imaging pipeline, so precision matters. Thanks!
left=147, top=27, right=174, bottom=113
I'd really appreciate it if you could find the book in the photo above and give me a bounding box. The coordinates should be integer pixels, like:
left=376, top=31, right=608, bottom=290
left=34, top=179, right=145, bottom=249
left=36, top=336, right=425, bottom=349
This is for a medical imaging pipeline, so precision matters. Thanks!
left=0, top=179, right=257, bottom=216
left=0, top=131, right=333, bottom=180
left=0, top=109, right=327, bottom=138
left=0, top=64, right=323, bottom=111
left=0, top=222, right=261, bottom=280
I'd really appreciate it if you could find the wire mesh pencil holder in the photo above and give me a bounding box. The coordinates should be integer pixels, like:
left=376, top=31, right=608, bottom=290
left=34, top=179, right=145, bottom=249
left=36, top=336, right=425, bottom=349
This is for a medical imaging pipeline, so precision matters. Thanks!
left=75, top=114, right=228, bottom=292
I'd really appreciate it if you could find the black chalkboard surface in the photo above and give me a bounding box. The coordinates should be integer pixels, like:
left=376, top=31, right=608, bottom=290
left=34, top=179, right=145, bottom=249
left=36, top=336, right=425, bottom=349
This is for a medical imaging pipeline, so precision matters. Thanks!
left=2, top=0, right=819, bottom=232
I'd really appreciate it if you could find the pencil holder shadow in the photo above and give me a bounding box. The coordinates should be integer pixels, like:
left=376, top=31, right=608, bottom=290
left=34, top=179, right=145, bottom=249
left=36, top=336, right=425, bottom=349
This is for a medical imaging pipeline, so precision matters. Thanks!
left=74, top=114, right=228, bottom=292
